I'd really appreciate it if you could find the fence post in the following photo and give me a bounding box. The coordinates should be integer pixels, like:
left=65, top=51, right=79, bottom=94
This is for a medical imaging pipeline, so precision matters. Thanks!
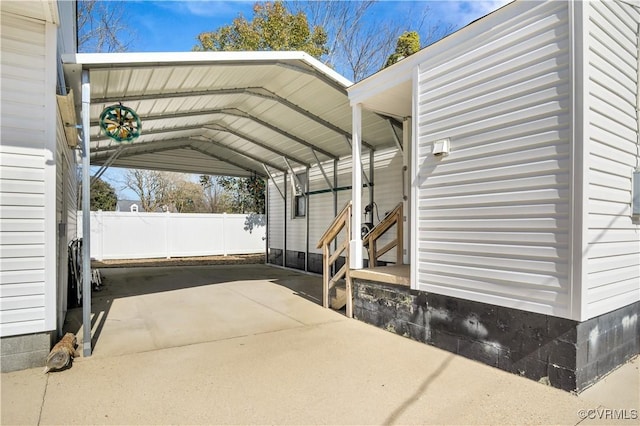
left=165, top=209, right=171, bottom=259
left=222, top=212, right=227, bottom=256
left=96, top=210, right=103, bottom=261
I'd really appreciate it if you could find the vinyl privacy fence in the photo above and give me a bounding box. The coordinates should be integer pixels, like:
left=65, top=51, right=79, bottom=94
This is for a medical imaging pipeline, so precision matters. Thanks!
left=78, top=211, right=266, bottom=261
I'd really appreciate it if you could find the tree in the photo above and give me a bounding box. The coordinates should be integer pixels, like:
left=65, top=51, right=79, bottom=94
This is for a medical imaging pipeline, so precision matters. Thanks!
left=90, top=178, right=117, bottom=211
left=195, top=1, right=328, bottom=59
left=123, top=169, right=165, bottom=212
left=170, top=179, right=209, bottom=213
left=287, top=1, right=453, bottom=80
left=217, top=176, right=265, bottom=214
left=384, top=31, right=420, bottom=68
left=123, top=169, right=214, bottom=213
left=77, top=0, right=136, bottom=53
left=200, top=175, right=230, bottom=213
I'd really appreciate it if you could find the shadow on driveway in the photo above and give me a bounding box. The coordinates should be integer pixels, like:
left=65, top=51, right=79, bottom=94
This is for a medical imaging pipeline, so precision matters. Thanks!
left=64, top=264, right=329, bottom=357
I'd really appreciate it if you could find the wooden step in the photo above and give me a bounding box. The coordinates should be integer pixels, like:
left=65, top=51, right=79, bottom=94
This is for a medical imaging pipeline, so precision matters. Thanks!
left=330, top=285, right=346, bottom=310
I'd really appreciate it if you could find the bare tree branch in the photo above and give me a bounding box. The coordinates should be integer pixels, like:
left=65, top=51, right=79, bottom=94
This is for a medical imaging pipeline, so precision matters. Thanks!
left=288, top=1, right=454, bottom=81
left=77, top=0, right=137, bottom=53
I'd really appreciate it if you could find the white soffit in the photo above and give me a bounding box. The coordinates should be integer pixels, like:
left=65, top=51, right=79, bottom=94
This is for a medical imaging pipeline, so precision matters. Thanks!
left=62, top=51, right=399, bottom=178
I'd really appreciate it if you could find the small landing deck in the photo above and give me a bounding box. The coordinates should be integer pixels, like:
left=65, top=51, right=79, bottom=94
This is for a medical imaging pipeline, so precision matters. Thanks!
left=350, top=264, right=410, bottom=287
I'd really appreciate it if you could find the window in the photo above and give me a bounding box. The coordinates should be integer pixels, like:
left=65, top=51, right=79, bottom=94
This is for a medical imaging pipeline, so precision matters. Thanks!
left=291, top=172, right=307, bottom=218
left=294, top=194, right=306, bottom=217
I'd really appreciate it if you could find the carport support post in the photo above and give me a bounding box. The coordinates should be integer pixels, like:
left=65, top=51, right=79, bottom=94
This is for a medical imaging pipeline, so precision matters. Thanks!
left=283, top=170, right=287, bottom=268
left=264, top=177, right=269, bottom=264
left=81, top=69, right=92, bottom=357
left=350, top=103, right=363, bottom=269
left=305, top=166, right=309, bottom=272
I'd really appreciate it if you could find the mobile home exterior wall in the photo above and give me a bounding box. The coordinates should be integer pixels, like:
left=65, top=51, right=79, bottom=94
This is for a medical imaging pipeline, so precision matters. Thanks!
left=583, top=0, right=640, bottom=319
left=1, top=1, right=79, bottom=372
left=347, top=0, right=638, bottom=392
left=268, top=146, right=403, bottom=272
left=55, top=109, right=78, bottom=334
left=414, top=0, right=574, bottom=318
left=267, top=174, right=285, bottom=265
left=0, top=8, right=59, bottom=339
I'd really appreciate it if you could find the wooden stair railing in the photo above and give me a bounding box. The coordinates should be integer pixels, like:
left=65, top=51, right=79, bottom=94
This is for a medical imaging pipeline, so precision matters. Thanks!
left=316, top=201, right=353, bottom=318
left=362, top=202, right=403, bottom=267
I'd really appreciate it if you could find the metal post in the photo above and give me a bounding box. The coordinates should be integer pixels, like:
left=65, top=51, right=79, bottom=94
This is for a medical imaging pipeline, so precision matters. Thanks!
left=265, top=177, right=269, bottom=264
left=283, top=171, right=287, bottom=268
left=402, top=118, right=411, bottom=265
left=333, top=159, right=338, bottom=216
left=81, top=70, right=92, bottom=357
left=305, top=166, right=310, bottom=272
left=333, top=158, right=338, bottom=275
left=350, top=104, right=363, bottom=269
left=369, top=148, right=374, bottom=212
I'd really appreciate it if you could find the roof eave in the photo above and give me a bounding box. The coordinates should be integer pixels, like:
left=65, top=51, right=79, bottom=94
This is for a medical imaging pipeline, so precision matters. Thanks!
left=62, top=50, right=353, bottom=87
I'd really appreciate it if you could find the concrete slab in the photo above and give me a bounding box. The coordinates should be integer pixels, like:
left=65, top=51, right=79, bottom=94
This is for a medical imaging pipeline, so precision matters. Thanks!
left=0, top=367, right=47, bottom=425
left=2, top=265, right=638, bottom=425
left=577, top=357, right=640, bottom=425
left=64, top=264, right=339, bottom=358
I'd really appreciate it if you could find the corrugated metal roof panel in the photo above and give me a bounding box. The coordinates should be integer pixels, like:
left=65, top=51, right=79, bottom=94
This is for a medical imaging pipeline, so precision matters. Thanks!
left=62, top=51, right=399, bottom=177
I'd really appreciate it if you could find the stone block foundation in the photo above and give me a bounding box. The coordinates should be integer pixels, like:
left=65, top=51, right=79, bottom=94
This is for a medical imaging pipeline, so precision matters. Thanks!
left=353, top=279, right=639, bottom=392
left=1, top=332, right=54, bottom=373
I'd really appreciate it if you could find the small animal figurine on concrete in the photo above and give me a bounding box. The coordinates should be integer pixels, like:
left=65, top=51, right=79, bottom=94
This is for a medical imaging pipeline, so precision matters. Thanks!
left=43, top=333, right=79, bottom=373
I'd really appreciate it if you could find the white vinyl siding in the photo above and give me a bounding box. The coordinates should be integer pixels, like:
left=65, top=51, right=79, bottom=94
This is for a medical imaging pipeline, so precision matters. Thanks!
left=308, top=160, right=337, bottom=255
left=268, top=147, right=403, bottom=267
left=0, top=12, right=57, bottom=336
left=268, top=175, right=285, bottom=255
left=369, top=148, right=404, bottom=263
left=55, top=108, right=78, bottom=333
left=584, top=1, right=640, bottom=318
left=414, top=1, right=572, bottom=317
left=285, top=170, right=307, bottom=255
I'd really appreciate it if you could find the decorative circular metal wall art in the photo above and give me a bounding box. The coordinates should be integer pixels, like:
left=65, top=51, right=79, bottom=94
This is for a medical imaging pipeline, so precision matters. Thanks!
left=99, top=103, right=141, bottom=142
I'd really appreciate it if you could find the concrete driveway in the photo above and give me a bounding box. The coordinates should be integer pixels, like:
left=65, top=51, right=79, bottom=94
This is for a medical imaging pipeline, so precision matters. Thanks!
left=1, top=264, right=638, bottom=425
left=64, top=264, right=332, bottom=358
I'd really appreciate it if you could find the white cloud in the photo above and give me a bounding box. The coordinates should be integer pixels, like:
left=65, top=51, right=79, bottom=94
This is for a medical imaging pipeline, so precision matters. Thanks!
left=183, top=1, right=249, bottom=18
left=155, top=1, right=253, bottom=19
left=430, top=0, right=513, bottom=30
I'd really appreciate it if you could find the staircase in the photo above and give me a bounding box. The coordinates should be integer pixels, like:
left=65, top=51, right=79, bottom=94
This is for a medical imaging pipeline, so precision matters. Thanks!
left=362, top=202, right=403, bottom=267
left=317, top=201, right=404, bottom=318
left=316, top=201, right=353, bottom=317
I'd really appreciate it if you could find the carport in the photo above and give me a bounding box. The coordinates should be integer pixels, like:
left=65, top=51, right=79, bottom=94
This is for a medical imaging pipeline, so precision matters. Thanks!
left=61, top=51, right=397, bottom=356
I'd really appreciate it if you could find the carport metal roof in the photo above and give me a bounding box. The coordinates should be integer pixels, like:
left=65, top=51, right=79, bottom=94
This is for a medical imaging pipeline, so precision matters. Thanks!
left=62, top=51, right=400, bottom=357
left=62, top=51, right=399, bottom=177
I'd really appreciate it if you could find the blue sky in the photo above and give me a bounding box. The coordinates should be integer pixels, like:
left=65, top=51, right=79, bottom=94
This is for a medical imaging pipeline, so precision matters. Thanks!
left=121, top=0, right=510, bottom=52
left=97, top=0, right=510, bottom=199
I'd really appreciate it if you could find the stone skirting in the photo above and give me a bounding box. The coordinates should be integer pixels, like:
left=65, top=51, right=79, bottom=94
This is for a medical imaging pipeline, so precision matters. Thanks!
left=352, top=279, right=639, bottom=392
left=1, top=331, right=54, bottom=373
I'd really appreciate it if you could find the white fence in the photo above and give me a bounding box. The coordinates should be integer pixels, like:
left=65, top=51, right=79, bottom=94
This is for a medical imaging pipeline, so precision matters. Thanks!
left=78, top=211, right=266, bottom=261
